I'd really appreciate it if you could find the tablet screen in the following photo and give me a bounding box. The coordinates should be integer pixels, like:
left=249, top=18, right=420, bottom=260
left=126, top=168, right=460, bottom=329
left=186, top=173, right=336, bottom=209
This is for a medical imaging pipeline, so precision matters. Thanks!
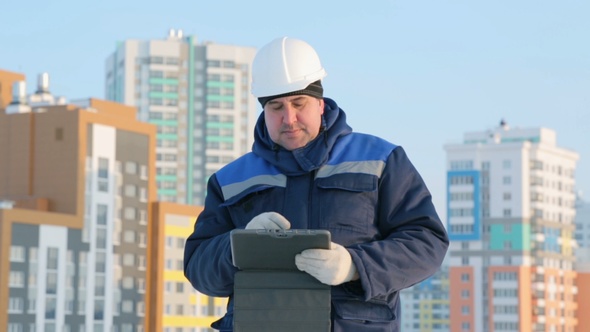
left=230, top=229, right=331, bottom=271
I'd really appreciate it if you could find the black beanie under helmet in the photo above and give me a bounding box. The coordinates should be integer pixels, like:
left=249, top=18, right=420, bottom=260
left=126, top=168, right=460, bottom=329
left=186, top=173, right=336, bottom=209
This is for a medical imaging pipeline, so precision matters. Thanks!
left=258, top=80, right=323, bottom=107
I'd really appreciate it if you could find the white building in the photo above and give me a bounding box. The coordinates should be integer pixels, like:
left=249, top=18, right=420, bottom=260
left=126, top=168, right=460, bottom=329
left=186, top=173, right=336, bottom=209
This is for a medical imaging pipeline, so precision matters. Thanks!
left=444, top=121, right=579, bottom=332
left=105, top=29, right=257, bottom=205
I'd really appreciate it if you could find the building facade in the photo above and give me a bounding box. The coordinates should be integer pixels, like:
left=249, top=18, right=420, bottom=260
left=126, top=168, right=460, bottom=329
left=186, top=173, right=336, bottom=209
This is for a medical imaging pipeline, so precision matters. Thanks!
left=150, top=202, right=227, bottom=332
left=400, top=266, right=450, bottom=331
left=574, top=197, right=590, bottom=332
left=0, top=69, right=159, bottom=332
left=444, top=121, right=579, bottom=332
left=0, top=99, right=156, bottom=332
left=105, top=29, right=258, bottom=205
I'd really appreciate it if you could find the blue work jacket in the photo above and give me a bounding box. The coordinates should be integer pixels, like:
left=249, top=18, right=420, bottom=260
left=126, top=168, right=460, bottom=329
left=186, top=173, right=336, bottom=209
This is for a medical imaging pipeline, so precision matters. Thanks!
left=184, top=98, right=449, bottom=331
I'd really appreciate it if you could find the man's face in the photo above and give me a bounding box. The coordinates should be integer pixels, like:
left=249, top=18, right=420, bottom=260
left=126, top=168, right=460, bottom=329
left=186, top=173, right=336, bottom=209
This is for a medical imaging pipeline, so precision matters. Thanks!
left=264, top=95, right=325, bottom=151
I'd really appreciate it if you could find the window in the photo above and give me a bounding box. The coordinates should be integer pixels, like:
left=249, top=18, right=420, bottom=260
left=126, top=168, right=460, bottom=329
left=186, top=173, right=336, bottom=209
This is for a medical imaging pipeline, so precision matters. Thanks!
left=8, top=323, right=23, bottom=332
left=96, top=204, right=108, bottom=225
left=94, top=299, right=104, bottom=320
left=138, top=255, right=146, bottom=269
left=503, top=160, right=511, bottom=169
left=503, top=209, right=512, bottom=217
left=124, top=185, right=137, bottom=197
left=137, top=278, right=146, bottom=293
left=55, top=128, right=64, bottom=141
left=46, top=272, right=57, bottom=294
left=47, top=247, right=59, bottom=269
left=124, top=230, right=135, bottom=243
left=449, top=176, right=474, bottom=185
left=503, top=176, right=511, bottom=185
left=140, top=187, right=147, bottom=202
left=96, top=229, right=107, bottom=249
left=138, top=232, right=147, bottom=247
left=98, top=158, right=109, bottom=178
left=45, top=298, right=56, bottom=319
left=10, top=246, right=25, bottom=262
left=122, top=277, right=134, bottom=289
left=125, top=161, right=138, bottom=174
left=503, top=192, right=511, bottom=201
left=461, top=273, right=470, bottom=282
left=140, top=165, right=148, bottom=179
left=8, top=297, right=24, bottom=313
left=122, top=300, right=133, bottom=313
left=462, top=322, right=470, bottom=331
left=95, top=276, right=105, bottom=297
left=98, top=157, right=109, bottom=192
left=450, top=160, right=473, bottom=170
left=95, top=252, right=106, bottom=273
left=493, top=272, right=517, bottom=281
left=124, top=207, right=137, bottom=220
left=123, top=254, right=134, bottom=266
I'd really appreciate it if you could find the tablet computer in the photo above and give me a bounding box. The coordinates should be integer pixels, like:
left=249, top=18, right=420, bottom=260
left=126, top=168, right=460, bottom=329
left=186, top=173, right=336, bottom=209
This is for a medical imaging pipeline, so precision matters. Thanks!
left=230, top=229, right=331, bottom=271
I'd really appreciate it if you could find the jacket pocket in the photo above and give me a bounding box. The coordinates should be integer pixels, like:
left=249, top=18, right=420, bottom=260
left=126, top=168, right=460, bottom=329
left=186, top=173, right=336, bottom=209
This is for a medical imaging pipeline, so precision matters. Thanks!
left=220, top=186, right=283, bottom=227
left=316, top=173, right=378, bottom=236
left=333, top=299, right=395, bottom=322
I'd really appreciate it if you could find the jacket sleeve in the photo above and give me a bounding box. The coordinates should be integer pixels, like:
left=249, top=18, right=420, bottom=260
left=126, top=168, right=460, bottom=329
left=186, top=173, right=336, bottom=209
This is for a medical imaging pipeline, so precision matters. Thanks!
left=183, top=173, right=238, bottom=297
left=348, top=146, right=449, bottom=301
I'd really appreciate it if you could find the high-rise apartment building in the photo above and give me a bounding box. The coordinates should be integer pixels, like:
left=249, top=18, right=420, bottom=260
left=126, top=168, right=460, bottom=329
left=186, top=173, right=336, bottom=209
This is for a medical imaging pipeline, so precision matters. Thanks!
left=444, top=121, right=579, bottom=332
left=105, top=29, right=258, bottom=205
left=0, top=69, right=158, bottom=332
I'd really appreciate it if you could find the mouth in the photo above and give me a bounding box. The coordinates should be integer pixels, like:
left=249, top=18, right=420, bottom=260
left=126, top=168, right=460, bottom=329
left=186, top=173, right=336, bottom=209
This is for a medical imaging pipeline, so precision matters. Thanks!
left=282, top=128, right=302, bottom=136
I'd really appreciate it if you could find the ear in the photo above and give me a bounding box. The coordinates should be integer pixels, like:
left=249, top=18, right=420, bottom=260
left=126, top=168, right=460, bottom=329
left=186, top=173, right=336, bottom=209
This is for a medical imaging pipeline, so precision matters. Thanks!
left=319, top=98, right=325, bottom=115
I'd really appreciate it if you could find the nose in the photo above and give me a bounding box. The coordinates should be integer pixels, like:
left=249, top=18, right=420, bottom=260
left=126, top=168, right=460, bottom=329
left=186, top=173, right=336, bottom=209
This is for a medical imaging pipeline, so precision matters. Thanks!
left=282, top=104, right=297, bottom=125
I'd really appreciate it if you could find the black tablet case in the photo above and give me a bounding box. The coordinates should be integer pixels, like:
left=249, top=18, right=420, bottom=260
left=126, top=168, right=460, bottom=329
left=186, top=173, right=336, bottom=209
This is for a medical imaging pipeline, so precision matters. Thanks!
left=230, top=229, right=332, bottom=332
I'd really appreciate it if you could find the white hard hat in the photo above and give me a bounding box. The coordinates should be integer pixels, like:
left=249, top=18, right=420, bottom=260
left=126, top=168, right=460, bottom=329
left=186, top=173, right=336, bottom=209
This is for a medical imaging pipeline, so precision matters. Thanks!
left=251, top=37, right=327, bottom=99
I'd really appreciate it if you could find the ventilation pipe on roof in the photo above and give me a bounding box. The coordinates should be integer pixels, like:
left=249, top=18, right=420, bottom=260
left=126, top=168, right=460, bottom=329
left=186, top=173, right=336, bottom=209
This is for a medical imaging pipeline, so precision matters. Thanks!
left=36, top=72, right=50, bottom=94
left=11, top=81, right=27, bottom=105
left=5, top=81, right=31, bottom=114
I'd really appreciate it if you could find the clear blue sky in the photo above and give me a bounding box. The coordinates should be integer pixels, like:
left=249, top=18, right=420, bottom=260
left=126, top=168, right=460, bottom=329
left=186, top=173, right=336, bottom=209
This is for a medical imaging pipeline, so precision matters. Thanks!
left=2, top=0, right=589, bottom=213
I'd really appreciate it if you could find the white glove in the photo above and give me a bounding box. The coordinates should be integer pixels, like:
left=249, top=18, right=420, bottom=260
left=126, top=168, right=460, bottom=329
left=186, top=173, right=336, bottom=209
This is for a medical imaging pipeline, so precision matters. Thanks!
left=245, top=212, right=291, bottom=230
left=295, top=242, right=359, bottom=285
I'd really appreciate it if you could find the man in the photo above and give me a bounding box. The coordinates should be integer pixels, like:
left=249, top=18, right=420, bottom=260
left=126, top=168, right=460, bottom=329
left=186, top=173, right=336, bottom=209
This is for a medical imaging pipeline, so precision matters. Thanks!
left=184, top=36, right=449, bottom=331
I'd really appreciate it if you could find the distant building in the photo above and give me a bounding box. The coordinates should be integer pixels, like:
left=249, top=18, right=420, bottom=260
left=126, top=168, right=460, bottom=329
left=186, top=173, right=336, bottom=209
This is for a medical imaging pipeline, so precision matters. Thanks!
left=574, top=196, right=590, bottom=332
left=0, top=70, right=157, bottom=331
left=444, top=121, right=579, bottom=332
left=1, top=69, right=226, bottom=332
left=150, top=202, right=227, bottom=331
left=105, top=29, right=258, bottom=205
left=400, top=265, right=450, bottom=331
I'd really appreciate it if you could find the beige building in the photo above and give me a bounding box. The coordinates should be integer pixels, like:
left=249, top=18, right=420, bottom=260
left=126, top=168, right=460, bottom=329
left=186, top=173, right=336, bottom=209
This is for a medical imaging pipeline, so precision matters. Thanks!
left=0, top=69, right=159, bottom=332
